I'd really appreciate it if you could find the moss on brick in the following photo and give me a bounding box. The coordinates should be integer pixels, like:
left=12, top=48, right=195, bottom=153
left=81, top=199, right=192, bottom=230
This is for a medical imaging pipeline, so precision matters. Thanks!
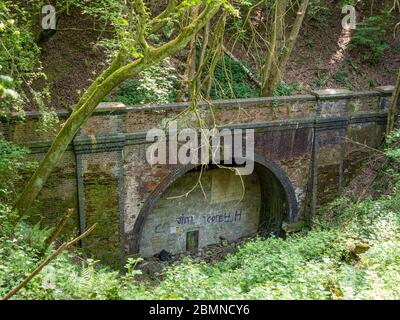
left=17, top=163, right=79, bottom=239
left=84, top=172, right=120, bottom=269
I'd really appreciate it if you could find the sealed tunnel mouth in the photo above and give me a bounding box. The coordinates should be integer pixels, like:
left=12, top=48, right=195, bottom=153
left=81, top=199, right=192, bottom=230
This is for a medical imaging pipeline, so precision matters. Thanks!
left=130, top=155, right=298, bottom=257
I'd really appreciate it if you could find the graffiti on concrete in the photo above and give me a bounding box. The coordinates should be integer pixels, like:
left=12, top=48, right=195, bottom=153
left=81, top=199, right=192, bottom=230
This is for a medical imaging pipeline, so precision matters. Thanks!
left=176, top=215, right=195, bottom=225
left=203, top=209, right=242, bottom=224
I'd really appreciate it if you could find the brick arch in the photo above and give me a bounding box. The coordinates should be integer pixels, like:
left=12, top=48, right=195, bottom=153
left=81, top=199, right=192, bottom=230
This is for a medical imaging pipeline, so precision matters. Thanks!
left=129, top=153, right=299, bottom=254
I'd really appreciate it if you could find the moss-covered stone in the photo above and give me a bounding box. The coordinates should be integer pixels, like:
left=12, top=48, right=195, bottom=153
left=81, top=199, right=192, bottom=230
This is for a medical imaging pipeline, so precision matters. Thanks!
left=84, top=172, right=120, bottom=268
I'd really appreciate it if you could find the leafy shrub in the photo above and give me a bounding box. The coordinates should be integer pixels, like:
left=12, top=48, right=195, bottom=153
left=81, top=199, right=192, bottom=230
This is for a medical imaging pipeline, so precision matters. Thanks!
left=211, top=54, right=258, bottom=100
left=333, top=67, right=353, bottom=90
left=0, top=141, right=36, bottom=202
left=0, top=1, right=57, bottom=128
left=308, top=0, right=331, bottom=29
left=272, top=81, right=299, bottom=106
left=351, top=14, right=392, bottom=64
left=0, top=75, right=20, bottom=115
left=274, top=80, right=298, bottom=97
left=308, top=0, right=330, bottom=16
left=110, top=59, right=179, bottom=105
left=0, top=2, right=41, bottom=76
left=385, top=129, right=400, bottom=163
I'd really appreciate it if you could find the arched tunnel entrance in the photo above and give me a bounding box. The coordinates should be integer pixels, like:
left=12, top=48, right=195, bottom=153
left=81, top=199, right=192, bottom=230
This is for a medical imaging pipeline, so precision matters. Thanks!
left=131, top=155, right=298, bottom=258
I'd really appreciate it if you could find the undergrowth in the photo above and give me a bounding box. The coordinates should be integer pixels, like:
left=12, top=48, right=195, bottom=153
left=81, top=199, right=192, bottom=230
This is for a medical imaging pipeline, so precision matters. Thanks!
left=105, top=59, right=179, bottom=106
left=210, top=53, right=258, bottom=100
left=350, top=13, right=392, bottom=64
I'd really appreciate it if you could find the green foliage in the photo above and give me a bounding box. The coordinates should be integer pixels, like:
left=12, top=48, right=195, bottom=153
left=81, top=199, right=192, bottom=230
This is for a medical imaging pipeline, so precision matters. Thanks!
left=0, top=219, right=128, bottom=300
left=210, top=54, right=258, bottom=99
left=0, top=75, right=18, bottom=99
left=368, top=79, right=377, bottom=88
left=0, top=141, right=36, bottom=203
left=308, top=0, right=331, bottom=29
left=0, top=0, right=57, bottom=128
left=274, top=80, right=298, bottom=97
left=0, top=2, right=41, bottom=76
left=0, top=75, right=20, bottom=116
left=109, top=59, right=179, bottom=105
left=351, top=14, right=391, bottom=64
left=308, top=0, right=329, bottom=15
left=272, top=81, right=299, bottom=106
left=226, top=18, right=250, bottom=44
left=333, top=63, right=353, bottom=90
left=384, top=129, right=400, bottom=185
left=74, top=0, right=124, bottom=22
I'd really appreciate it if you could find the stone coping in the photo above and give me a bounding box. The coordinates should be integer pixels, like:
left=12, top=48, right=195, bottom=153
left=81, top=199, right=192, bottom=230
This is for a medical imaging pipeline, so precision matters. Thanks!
left=3, top=87, right=394, bottom=120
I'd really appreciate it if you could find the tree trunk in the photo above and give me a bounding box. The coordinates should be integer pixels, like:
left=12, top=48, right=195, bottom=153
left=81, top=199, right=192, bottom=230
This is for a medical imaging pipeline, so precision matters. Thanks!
left=260, top=0, right=309, bottom=97
left=260, top=0, right=286, bottom=97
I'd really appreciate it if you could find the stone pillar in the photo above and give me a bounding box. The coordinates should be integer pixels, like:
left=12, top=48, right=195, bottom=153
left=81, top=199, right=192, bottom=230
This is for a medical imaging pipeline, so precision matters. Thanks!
left=310, top=89, right=352, bottom=217
left=73, top=103, right=126, bottom=269
left=376, top=85, right=395, bottom=112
